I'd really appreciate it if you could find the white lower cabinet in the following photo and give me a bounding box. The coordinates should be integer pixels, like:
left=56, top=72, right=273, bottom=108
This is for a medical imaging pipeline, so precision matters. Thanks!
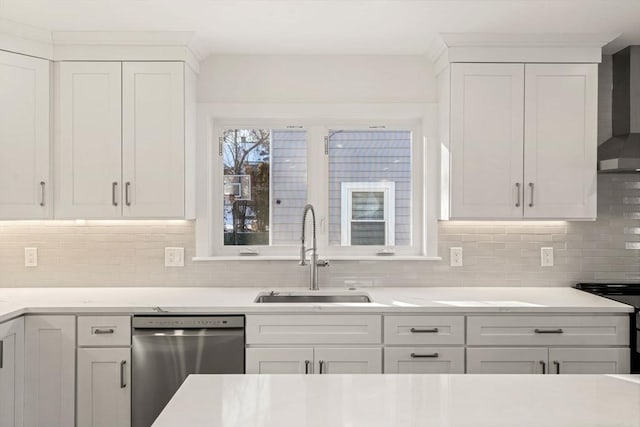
left=77, top=348, right=131, bottom=427
left=24, top=316, right=76, bottom=427
left=467, top=347, right=630, bottom=374
left=246, top=347, right=382, bottom=374
left=0, top=317, right=25, bottom=427
left=384, top=347, right=465, bottom=374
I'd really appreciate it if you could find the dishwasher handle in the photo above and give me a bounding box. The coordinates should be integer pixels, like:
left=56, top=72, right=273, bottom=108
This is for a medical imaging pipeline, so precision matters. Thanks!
left=132, top=328, right=244, bottom=337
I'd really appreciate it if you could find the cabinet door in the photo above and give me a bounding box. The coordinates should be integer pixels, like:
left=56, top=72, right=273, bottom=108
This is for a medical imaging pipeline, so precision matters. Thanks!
left=466, top=347, right=548, bottom=374
left=384, top=347, right=464, bottom=374
left=77, top=348, right=131, bottom=427
left=246, top=348, right=313, bottom=374
left=54, top=62, right=122, bottom=219
left=0, top=51, right=50, bottom=219
left=122, top=62, right=184, bottom=218
left=450, top=63, right=525, bottom=219
left=548, top=348, right=630, bottom=375
left=523, top=64, right=598, bottom=219
left=24, top=316, right=75, bottom=427
left=0, top=318, right=25, bottom=427
left=314, top=347, right=382, bottom=374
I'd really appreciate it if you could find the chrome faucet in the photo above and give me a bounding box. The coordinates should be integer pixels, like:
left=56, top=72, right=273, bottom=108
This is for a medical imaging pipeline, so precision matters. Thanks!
left=300, top=204, right=329, bottom=290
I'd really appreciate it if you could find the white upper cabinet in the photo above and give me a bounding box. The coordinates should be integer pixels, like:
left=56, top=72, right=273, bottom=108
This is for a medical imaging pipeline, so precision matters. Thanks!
left=122, top=62, right=185, bottom=218
left=523, top=64, right=598, bottom=219
left=54, top=61, right=187, bottom=219
left=0, top=51, right=50, bottom=219
left=55, top=62, right=122, bottom=218
left=450, top=63, right=525, bottom=219
left=447, top=62, right=598, bottom=220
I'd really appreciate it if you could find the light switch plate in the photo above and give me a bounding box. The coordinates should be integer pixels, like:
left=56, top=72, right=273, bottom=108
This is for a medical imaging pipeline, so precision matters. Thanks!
left=450, top=247, right=463, bottom=267
left=25, top=247, right=38, bottom=267
left=165, top=247, right=184, bottom=267
left=541, top=247, right=554, bottom=267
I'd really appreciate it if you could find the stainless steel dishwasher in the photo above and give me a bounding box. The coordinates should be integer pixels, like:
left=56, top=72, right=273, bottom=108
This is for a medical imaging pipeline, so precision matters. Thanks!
left=132, top=315, right=245, bottom=427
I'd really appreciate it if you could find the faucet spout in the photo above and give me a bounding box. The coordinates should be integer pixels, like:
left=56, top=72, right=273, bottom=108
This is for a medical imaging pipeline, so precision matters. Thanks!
left=300, top=204, right=320, bottom=290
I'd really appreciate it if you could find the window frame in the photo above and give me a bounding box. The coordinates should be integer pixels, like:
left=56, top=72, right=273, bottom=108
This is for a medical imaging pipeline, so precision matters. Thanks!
left=199, top=116, right=434, bottom=260
left=341, top=182, right=396, bottom=247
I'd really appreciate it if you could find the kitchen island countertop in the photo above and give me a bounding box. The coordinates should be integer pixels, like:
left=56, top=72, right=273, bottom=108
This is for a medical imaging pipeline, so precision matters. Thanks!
left=152, top=373, right=640, bottom=427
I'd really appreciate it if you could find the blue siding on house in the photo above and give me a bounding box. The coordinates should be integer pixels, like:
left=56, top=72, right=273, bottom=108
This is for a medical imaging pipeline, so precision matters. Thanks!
left=271, top=130, right=307, bottom=245
left=328, top=130, right=412, bottom=246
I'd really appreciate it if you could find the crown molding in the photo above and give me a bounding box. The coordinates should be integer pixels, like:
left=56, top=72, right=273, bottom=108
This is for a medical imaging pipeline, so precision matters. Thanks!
left=0, top=23, right=202, bottom=71
left=439, top=32, right=619, bottom=48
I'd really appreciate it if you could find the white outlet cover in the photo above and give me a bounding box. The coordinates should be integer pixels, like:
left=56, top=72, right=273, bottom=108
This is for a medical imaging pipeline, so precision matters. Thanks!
left=450, top=247, right=463, bottom=267
left=25, top=247, right=38, bottom=267
left=165, top=247, right=185, bottom=267
left=541, top=247, right=554, bottom=267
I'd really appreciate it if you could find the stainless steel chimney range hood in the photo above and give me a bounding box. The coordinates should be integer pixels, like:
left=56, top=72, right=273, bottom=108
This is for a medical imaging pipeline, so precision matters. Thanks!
left=599, top=46, right=640, bottom=173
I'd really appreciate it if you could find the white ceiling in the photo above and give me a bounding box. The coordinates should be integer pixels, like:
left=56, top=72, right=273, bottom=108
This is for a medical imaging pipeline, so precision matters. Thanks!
left=1, top=0, right=640, bottom=56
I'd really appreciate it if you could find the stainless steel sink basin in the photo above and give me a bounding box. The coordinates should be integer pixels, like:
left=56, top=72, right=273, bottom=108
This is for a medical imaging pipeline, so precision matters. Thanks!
left=254, top=291, right=372, bottom=303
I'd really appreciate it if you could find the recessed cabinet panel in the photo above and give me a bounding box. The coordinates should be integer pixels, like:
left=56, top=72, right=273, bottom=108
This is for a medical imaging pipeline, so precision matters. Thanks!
left=0, top=318, right=25, bottom=427
left=384, top=315, right=465, bottom=345
left=450, top=63, right=525, bottom=219
left=122, top=62, right=184, bottom=218
left=77, top=348, right=131, bottom=427
left=384, top=347, right=464, bottom=374
left=245, top=348, right=313, bottom=374
left=55, top=62, right=123, bottom=218
left=467, top=347, right=548, bottom=374
left=0, top=51, right=50, bottom=219
left=314, top=347, right=382, bottom=374
left=523, top=64, right=598, bottom=219
left=547, top=347, right=630, bottom=374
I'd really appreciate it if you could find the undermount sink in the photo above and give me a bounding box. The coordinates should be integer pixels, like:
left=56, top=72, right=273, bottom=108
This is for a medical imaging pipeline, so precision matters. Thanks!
left=254, top=291, right=373, bottom=303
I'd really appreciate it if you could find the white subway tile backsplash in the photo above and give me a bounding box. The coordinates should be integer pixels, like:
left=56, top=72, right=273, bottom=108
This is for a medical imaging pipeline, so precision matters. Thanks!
left=0, top=174, right=639, bottom=287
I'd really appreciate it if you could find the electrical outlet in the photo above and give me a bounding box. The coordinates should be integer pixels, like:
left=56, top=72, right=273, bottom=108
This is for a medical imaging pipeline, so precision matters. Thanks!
left=450, top=247, right=463, bottom=267
left=165, top=247, right=184, bottom=267
left=25, top=247, right=38, bottom=267
left=541, top=247, right=554, bottom=267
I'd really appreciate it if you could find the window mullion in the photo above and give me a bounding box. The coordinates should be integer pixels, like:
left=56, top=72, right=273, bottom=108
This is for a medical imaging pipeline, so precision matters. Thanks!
left=307, top=125, right=330, bottom=253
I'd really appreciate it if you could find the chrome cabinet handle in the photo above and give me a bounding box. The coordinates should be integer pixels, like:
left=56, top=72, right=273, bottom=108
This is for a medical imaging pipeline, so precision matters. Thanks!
left=0, top=340, right=3, bottom=369
left=553, top=360, right=560, bottom=374
left=318, top=360, right=325, bottom=374
left=304, top=360, right=311, bottom=374
left=125, top=182, right=131, bottom=206
left=534, top=328, right=563, bottom=334
left=112, top=182, right=118, bottom=206
left=410, top=353, right=439, bottom=358
left=515, top=183, right=521, bottom=207
left=39, top=181, right=45, bottom=207
left=410, top=327, right=439, bottom=333
left=539, top=360, right=546, bottom=374
left=93, top=328, right=115, bottom=335
left=528, top=182, right=534, bottom=207
left=120, top=360, right=127, bottom=388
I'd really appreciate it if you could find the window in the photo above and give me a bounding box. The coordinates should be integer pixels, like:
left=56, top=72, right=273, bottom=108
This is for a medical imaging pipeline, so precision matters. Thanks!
left=341, top=182, right=395, bottom=246
left=220, top=127, right=307, bottom=250
left=208, top=122, right=425, bottom=258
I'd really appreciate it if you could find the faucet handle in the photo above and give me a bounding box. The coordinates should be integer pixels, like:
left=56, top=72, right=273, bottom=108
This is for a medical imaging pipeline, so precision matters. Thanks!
left=317, top=259, right=330, bottom=267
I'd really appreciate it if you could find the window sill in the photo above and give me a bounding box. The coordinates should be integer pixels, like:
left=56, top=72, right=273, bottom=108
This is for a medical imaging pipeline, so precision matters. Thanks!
left=192, top=256, right=442, bottom=262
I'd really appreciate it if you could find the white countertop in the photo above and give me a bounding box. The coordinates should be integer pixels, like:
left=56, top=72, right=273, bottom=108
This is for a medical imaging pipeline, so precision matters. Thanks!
left=152, top=374, right=640, bottom=427
left=0, top=286, right=633, bottom=323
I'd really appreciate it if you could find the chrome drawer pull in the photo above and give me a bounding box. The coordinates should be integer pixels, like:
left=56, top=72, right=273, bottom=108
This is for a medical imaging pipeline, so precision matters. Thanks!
left=112, top=182, right=118, bottom=206
left=539, top=360, right=546, bottom=374
left=533, top=328, right=563, bottom=334
left=515, top=183, right=521, bottom=207
left=304, top=360, right=311, bottom=374
left=410, top=327, right=439, bottom=333
left=318, top=360, right=325, bottom=374
left=93, top=328, right=115, bottom=335
left=553, top=360, right=560, bottom=374
left=40, top=181, right=46, bottom=207
left=528, top=182, right=535, bottom=207
left=125, top=182, right=131, bottom=206
left=410, top=352, right=439, bottom=358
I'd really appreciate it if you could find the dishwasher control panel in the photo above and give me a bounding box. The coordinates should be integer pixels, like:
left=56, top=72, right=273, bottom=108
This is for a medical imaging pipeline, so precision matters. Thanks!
left=132, top=315, right=245, bottom=329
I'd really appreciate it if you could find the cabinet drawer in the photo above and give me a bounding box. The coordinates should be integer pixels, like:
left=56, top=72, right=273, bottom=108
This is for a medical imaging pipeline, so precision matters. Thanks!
left=384, top=347, right=465, bottom=374
left=78, top=316, right=131, bottom=347
left=467, top=316, right=629, bottom=346
left=246, top=315, right=381, bottom=345
left=384, top=315, right=464, bottom=345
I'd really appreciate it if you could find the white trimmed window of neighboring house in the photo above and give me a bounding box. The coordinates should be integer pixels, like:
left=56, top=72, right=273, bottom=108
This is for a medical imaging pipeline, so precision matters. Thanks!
left=341, top=182, right=395, bottom=246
